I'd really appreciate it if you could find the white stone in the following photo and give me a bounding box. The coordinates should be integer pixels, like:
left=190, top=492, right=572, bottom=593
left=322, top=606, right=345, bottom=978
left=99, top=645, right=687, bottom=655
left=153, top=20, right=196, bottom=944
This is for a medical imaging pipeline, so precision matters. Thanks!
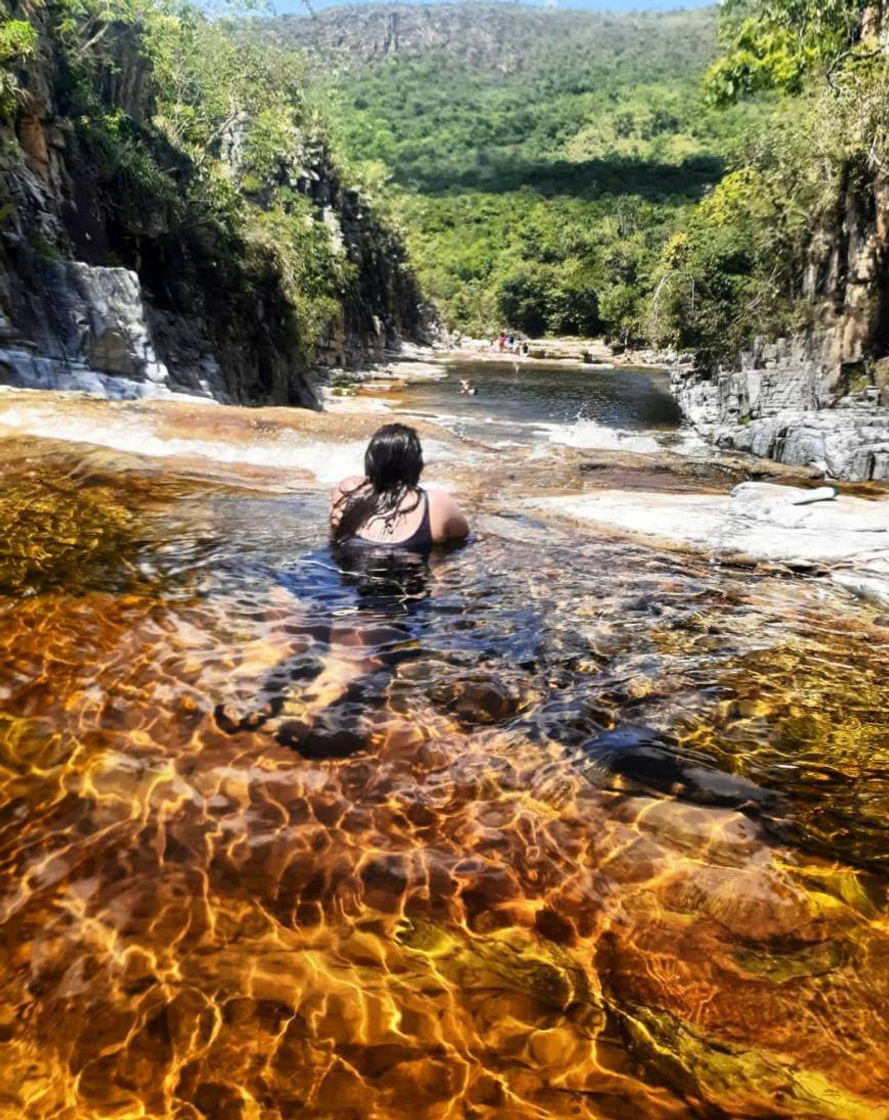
left=528, top=483, right=889, bottom=605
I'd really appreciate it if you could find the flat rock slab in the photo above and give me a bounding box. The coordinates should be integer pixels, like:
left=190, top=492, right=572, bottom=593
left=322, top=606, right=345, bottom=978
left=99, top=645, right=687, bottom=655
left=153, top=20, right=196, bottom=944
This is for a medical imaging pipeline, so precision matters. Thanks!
left=528, top=482, right=889, bottom=605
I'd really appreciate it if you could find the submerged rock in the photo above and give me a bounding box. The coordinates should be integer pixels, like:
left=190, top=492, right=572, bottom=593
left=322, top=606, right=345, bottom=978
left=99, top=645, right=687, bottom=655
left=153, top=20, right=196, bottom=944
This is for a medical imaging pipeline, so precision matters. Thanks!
left=0, top=465, right=139, bottom=595
left=617, top=1003, right=889, bottom=1120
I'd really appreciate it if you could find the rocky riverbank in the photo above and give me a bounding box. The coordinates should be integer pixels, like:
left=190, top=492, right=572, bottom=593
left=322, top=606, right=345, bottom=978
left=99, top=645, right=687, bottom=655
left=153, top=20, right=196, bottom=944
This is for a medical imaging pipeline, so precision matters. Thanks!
left=447, top=335, right=692, bottom=369
left=530, top=481, right=889, bottom=608
left=448, top=336, right=889, bottom=484
left=673, top=361, right=889, bottom=483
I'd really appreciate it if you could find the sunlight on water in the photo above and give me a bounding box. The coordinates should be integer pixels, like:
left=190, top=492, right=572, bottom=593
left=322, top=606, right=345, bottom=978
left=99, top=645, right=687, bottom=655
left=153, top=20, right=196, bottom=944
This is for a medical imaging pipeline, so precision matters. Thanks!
left=1, top=396, right=889, bottom=1120
left=392, top=360, right=688, bottom=455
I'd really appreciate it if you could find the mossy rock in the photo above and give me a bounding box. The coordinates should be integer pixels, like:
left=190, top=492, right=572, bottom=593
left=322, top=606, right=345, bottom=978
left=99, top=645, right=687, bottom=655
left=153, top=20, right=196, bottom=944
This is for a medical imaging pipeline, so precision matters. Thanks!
left=732, top=939, right=848, bottom=982
left=617, top=1003, right=889, bottom=1120
left=395, top=917, right=599, bottom=1015
left=0, top=467, right=139, bottom=595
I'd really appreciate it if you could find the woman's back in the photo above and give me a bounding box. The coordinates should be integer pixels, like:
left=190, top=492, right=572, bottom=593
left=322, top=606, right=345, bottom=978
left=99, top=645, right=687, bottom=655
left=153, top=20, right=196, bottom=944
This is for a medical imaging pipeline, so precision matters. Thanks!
left=331, top=478, right=466, bottom=548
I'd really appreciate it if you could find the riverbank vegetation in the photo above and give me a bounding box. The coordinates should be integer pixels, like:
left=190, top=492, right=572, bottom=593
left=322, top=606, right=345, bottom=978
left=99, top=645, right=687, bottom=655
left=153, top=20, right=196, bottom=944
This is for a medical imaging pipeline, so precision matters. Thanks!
left=650, top=0, right=889, bottom=364
left=1, top=0, right=417, bottom=368
left=250, top=1, right=889, bottom=372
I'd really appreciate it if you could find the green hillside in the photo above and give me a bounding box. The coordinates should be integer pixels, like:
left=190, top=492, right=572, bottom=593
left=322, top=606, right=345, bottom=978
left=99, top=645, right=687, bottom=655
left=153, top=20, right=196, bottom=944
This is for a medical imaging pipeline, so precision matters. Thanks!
left=246, top=3, right=755, bottom=341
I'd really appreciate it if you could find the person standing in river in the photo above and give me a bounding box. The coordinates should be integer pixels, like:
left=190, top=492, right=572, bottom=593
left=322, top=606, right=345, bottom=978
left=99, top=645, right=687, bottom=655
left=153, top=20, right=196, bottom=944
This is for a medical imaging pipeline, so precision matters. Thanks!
left=330, top=423, right=469, bottom=547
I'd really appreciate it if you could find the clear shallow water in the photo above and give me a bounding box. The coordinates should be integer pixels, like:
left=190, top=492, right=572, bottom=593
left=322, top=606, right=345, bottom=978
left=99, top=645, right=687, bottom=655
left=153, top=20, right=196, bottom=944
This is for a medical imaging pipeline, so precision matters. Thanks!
left=0, top=396, right=888, bottom=1120
left=394, top=359, right=686, bottom=448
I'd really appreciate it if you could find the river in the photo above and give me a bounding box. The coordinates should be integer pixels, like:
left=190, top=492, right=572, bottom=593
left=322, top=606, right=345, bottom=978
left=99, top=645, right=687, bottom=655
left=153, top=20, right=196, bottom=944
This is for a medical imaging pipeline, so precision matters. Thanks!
left=393, top=358, right=684, bottom=448
left=0, top=363, right=887, bottom=1120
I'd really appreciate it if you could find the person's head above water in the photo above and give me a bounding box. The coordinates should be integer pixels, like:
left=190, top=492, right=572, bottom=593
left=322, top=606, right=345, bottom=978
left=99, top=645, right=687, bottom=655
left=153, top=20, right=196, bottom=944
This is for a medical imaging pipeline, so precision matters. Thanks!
left=331, top=423, right=426, bottom=544
left=330, top=422, right=469, bottom=546
left=364, top=422, right=424, bottom=492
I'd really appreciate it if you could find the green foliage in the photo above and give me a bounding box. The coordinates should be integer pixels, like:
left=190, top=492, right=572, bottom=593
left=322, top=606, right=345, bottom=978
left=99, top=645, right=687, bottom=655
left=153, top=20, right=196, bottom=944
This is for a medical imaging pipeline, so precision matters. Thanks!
left=245, top=198, right=352, bottom=346
left=82, top=107, right=181, bottom=218
left=22, top=0, right=884, bottom=373
left=655, top=1, right=889, bottom=363
left=138, top=4, right=350, bottom=352
left=649, top=98, right=834, bottom=360
left=495, top=258, right=601, bottom=338
left=0, top=14, right=35, bottom=62
left=496, top=265, right=556, bottom=337
left=261, top=5, right=735, bottom=340
left=705, top=0, right=868, bottom=103
left=704, top=21, right=815, bottom=103
left=0, top=13, right=37, bottom=115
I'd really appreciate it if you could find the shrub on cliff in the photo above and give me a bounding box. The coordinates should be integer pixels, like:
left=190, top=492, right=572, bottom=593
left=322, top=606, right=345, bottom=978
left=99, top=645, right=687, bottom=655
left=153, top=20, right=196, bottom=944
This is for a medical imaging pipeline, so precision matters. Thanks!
left=0, top=7, right=36, bottom=114
left=650, top=0, right=889, bottom=365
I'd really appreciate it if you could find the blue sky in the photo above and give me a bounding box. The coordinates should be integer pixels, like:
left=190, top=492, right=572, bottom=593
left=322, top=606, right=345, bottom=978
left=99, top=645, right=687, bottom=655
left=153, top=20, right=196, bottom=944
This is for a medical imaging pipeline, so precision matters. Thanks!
left=272, top=0, right=715, bottom=14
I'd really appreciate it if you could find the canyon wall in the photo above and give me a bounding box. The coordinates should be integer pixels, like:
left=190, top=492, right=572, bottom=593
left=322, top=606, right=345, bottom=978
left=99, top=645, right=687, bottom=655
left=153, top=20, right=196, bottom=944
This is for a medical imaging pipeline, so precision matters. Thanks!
left=675, top=173, right=889, bottom=481
left=0, top=8, right=436, bottom=406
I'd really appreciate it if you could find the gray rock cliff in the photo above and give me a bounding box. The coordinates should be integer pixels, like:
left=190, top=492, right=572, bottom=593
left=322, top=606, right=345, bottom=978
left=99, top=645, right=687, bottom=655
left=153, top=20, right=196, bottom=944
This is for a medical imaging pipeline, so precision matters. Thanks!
left=0, top=7, right=435, bottom=405
left=673, top=360, right=889, bottom=482
left=674, top=171, right=889, bottom=481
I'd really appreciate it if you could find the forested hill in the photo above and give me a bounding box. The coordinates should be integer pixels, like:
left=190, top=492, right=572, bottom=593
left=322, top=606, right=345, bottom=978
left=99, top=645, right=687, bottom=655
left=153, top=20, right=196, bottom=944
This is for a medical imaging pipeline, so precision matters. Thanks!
left=245, top=3, right=734, bottom=341
left=256, top=4, right=718, bottom=77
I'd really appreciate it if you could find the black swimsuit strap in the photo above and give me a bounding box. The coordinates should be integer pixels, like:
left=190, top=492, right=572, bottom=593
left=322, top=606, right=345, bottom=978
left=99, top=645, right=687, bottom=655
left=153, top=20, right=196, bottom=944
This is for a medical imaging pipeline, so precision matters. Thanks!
left=418, top=489, right=430, bottom=527
left=398, top=490, right=431, bottom=549
left=353, top=488, right=431, bottom=550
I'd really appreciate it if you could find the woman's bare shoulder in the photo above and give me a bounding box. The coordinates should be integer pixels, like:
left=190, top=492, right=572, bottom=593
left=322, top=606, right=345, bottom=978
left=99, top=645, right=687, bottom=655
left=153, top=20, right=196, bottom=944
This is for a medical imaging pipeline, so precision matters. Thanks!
left=425, top=486, right=457, bottom=506
left=425, top=487, right=469, bottom=540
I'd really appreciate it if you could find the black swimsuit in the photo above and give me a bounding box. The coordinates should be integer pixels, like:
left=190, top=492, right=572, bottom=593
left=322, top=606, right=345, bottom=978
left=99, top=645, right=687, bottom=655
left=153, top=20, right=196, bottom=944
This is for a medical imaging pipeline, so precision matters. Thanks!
left=352, top=490, right=433, bottom=552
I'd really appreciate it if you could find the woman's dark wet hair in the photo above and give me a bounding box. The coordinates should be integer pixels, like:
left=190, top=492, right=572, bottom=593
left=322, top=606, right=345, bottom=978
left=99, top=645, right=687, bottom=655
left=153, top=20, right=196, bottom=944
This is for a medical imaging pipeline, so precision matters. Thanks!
left=333, top=423, right=425, bottom=543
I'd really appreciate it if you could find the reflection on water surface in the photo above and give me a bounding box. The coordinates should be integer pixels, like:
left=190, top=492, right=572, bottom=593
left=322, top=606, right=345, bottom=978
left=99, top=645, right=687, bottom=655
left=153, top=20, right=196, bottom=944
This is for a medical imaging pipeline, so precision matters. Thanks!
left=1, top=426, right=889, bottom=1120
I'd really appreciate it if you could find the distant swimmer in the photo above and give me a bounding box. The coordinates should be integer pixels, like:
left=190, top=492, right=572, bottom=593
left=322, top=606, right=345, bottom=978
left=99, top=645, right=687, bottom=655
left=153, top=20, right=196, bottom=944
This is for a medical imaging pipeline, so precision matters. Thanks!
left=459, top=379, right=478, bottom=396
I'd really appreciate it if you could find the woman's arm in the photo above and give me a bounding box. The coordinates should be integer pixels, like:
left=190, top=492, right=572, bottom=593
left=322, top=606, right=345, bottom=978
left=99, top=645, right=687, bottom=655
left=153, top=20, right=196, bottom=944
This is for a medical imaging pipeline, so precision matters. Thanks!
left=330, top=475, right=365, bottom=531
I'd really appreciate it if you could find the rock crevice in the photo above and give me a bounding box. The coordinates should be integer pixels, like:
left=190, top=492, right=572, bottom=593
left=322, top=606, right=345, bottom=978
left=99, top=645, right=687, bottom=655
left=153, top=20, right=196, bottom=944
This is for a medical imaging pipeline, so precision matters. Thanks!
left=673, top=359, right=889, bottom=481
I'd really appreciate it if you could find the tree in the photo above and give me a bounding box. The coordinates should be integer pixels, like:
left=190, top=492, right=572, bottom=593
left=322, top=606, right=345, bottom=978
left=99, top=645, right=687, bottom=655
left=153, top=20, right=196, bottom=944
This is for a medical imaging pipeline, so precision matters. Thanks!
left=706, top=0, right=882, bottom=104
left=496, top=266, right=554, bottom=336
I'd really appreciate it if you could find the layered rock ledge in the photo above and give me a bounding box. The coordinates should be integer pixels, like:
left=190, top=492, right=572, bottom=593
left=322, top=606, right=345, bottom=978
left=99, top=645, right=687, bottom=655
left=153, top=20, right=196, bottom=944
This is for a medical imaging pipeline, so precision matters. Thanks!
left=673, top=361, right=889, bottom=482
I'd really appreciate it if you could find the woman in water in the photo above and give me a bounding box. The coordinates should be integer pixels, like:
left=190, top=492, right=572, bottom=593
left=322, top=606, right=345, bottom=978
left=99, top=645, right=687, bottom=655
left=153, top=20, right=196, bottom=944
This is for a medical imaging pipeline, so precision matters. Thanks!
left=217, top=425, right=467, bottom=751
left=330, top=423, right=469, bottom=548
